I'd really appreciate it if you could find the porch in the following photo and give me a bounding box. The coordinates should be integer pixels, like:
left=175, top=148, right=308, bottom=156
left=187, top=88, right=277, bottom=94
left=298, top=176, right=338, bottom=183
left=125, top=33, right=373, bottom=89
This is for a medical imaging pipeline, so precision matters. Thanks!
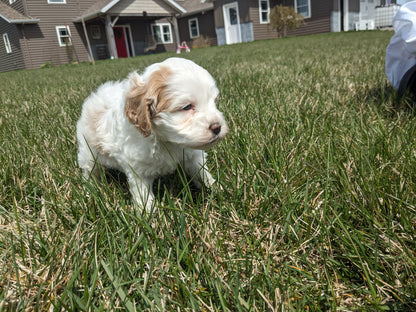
left=73, top=0, right=185, bottom=61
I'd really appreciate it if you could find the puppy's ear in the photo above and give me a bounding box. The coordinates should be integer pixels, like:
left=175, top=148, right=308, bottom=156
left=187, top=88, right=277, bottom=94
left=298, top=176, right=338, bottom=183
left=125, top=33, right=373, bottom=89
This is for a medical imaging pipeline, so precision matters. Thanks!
left=125, top=72, right=153, bottom=137
left=125, top=67, right=172, bottom=137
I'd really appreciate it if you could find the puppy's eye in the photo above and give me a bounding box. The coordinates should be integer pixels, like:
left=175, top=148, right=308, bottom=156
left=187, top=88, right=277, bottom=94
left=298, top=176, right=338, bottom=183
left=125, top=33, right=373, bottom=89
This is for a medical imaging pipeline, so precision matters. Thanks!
left=182, top=104, right=193, bottom=111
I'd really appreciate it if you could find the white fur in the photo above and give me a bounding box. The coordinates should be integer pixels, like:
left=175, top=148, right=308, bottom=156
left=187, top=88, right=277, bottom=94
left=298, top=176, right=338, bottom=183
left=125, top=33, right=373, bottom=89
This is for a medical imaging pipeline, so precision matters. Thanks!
left=76, top=58, right=228, bottom=213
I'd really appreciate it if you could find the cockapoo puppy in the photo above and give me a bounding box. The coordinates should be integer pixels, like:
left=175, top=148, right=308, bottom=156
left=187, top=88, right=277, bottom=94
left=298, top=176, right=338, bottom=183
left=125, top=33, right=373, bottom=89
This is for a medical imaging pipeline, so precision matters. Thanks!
left=76, top=57, right=228, bottom=212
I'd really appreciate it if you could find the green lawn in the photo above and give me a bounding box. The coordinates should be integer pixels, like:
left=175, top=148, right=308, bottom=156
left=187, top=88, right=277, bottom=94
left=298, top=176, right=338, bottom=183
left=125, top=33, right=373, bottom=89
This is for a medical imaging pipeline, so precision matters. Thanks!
left=1, top=30, right=415, bottom=311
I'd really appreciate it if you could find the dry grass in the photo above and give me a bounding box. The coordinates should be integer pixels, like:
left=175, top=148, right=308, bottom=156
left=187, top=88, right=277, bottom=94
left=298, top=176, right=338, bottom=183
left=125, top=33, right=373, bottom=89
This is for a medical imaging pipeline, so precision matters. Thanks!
left=1, top=30, right=416, bottom=311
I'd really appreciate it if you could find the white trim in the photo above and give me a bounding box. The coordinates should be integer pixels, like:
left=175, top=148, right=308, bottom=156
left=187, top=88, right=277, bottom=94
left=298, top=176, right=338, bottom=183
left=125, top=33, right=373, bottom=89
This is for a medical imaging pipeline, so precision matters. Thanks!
left=294, top=0, right=311, bottom=19
left=9, top=0, right=17, bottom=4
left=102, top=0, right=120, bottom=13
left=75, top=0, right=185, bottom=23
left=73, top=0, right=120, bottom=23
left=0, top=14, right=12, bottom=23
left=163, top=0, right=186, bottom=14
left=0, top=13, right=39, bottom=24
left=9, top=19, right=39, bottom=23
left=151, top=23, right=173, bottom=44
left=223, top=2, right=241, bottom=45
left=188, top=17, right=199, bottom=39
left=48, top=0, right=66, bottom=3
left=259, top=0, right=270, bottom=24
left=113, top=24, right=135, bottom=57
left=56, top=25, right=72, bottom=47
left=126, top=25, right=135, bottom=56
left=3, top=33, right=12, bottom=53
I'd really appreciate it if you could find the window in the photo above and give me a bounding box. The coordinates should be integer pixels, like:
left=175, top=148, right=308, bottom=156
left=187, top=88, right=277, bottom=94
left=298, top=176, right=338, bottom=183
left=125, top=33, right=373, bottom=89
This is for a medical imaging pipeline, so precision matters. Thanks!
left=259, top=0, right=270, bottom=24
left=91, top=25, right=101, bottom=40
left=9, top=0, right=17, bottom=4
left=188, top=18, right=199, bottom=38
left=3, top=33, right=12, bottom=53
left=56, top=26, right=71, bottom=47
left=295, top=0, right=311, bottom=18
left=48, top=0, right=66, bottom=3
left=229, top=7, right=238, bottom=25
left=151, top=23, right=173, bottom=44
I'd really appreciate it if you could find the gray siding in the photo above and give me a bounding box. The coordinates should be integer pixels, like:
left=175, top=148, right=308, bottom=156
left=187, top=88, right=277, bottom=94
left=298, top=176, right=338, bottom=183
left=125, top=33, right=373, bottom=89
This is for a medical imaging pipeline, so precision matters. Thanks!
left=21, top=0, right=97, bottom=68
left=148, top=16, right=178, bottom=53
left=214, top=0, right=333, bottom=41
left=178, top=11, right=217, bottom=48
left=284, top=0, right=332, bottom=36
left=250, top=0, right=280, bottom=40
left=260, top=0, right=332, bottom=37
left=0, top=19, right=25, bottom=72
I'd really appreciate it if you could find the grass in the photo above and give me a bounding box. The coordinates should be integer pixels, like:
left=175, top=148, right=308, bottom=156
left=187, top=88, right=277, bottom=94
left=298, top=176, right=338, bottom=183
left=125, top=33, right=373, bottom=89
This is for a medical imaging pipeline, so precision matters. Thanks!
left=1, top=30, right=416, bottom=311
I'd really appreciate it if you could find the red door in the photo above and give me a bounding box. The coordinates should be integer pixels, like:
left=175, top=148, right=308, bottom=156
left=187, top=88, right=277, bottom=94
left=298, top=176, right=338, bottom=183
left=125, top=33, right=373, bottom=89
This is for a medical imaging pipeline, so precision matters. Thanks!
left=113, top=27, right=128, bottom=58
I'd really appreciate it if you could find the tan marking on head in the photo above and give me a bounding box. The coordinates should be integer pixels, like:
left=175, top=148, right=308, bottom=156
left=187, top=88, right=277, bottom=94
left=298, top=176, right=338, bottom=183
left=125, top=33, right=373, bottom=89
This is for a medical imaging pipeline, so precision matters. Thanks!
left=125, top=66, right=173, bottom=137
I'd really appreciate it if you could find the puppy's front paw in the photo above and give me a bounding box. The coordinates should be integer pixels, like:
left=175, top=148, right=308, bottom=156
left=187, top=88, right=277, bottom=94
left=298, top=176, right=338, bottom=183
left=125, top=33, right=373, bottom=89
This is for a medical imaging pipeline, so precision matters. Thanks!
left=200, top=170, right=216, bottom=188
left=132, top=195, right=157, bottom=215
left=128, top=177, right=156, bottom=215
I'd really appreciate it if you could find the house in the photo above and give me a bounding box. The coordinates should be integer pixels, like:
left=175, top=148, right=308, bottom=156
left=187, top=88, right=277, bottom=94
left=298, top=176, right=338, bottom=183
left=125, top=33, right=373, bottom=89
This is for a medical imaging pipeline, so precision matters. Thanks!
left=0, top=0, right=98, bottom=72
left=0, top=0, right=213, bottom=72
left=0, top=0, right=397, bottom=73
left=213, top=0, right=389, bottom=45
left=177, top=0, right=217, bottom=48
left=73, top=0, right=188, bottom=59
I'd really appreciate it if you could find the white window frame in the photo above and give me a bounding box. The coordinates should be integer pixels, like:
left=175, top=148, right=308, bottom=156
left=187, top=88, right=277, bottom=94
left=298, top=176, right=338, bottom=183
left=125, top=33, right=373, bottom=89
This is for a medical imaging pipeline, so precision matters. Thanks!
left=259, top=0, right=270, bottom=24
left=56, top=25, right=72, bottom=47
left=188, top=18, right=200, bottom=39
left=151, top=23, right=173, bottom=44
left=295, top=0, right=311, bottom=18
left=3, top=33, right=12, bottom=53
left=48, top=0, right=66, bottom=3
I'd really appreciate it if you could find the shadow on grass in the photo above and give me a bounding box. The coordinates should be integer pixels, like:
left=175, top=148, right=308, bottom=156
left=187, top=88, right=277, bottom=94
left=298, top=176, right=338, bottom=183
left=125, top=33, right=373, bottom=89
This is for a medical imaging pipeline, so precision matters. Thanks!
left=102, top=167, right=205, bottom=205
left=354, top=84, right=416, bottom=115
left=385, top=300, right=416, bottom=312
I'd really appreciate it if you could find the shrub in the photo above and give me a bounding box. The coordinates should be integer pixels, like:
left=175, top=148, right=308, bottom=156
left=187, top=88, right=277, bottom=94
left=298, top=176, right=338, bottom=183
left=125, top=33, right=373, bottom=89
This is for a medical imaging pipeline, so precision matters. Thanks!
left=191, top=36, right=211, bottom=49
left=40, top=61, right=54, bottom=69
left=269, top=5, right=304, bottom=38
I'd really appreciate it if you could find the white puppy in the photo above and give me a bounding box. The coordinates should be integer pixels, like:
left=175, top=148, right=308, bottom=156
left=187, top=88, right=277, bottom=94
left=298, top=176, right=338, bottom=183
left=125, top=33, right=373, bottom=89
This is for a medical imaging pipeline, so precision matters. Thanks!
left=76, top=58, right=228, bottom=212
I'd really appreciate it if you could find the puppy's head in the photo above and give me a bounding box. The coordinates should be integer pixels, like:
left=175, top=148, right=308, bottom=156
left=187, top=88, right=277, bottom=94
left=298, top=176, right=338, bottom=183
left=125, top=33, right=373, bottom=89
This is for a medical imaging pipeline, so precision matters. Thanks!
left=125, top=58, right=228, bottom=150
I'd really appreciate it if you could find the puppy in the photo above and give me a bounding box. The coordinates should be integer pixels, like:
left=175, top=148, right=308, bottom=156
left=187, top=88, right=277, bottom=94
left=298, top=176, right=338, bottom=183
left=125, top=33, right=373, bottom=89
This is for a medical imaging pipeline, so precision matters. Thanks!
left=76, top=58, right=228, bottom=212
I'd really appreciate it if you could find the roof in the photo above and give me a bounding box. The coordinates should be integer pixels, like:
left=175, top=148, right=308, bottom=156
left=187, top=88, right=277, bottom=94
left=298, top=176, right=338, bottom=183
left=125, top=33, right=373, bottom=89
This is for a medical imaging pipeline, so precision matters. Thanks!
left=176, top=0, right=213, bottom=16
left=74, top=0, right=186, bottom=22
left=73, top=0, right=118, bottom=22
left=0, top=2, right=39, bottom=24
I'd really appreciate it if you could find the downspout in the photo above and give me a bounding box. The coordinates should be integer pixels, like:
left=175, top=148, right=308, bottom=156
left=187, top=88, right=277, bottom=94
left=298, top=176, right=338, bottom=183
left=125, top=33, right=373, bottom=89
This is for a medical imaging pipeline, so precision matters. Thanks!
left=21, top=1, right=34, bottom=68
left=82, top=18, right=95, bottom=64
left=21, top=24, right=34, bottom=69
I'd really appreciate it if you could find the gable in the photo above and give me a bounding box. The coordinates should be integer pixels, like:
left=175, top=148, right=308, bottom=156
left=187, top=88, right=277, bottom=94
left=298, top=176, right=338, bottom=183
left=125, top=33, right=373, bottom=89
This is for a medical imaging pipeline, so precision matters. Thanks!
left=108, top=0, right=177, bottom=15
left=75, top=0, right=185, bottom=22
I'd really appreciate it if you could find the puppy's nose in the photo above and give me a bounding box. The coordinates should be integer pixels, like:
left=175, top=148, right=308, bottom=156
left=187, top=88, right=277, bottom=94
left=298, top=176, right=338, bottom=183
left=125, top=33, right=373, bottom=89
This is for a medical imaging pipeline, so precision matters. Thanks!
left=209, top=123, right=221, bottom=135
